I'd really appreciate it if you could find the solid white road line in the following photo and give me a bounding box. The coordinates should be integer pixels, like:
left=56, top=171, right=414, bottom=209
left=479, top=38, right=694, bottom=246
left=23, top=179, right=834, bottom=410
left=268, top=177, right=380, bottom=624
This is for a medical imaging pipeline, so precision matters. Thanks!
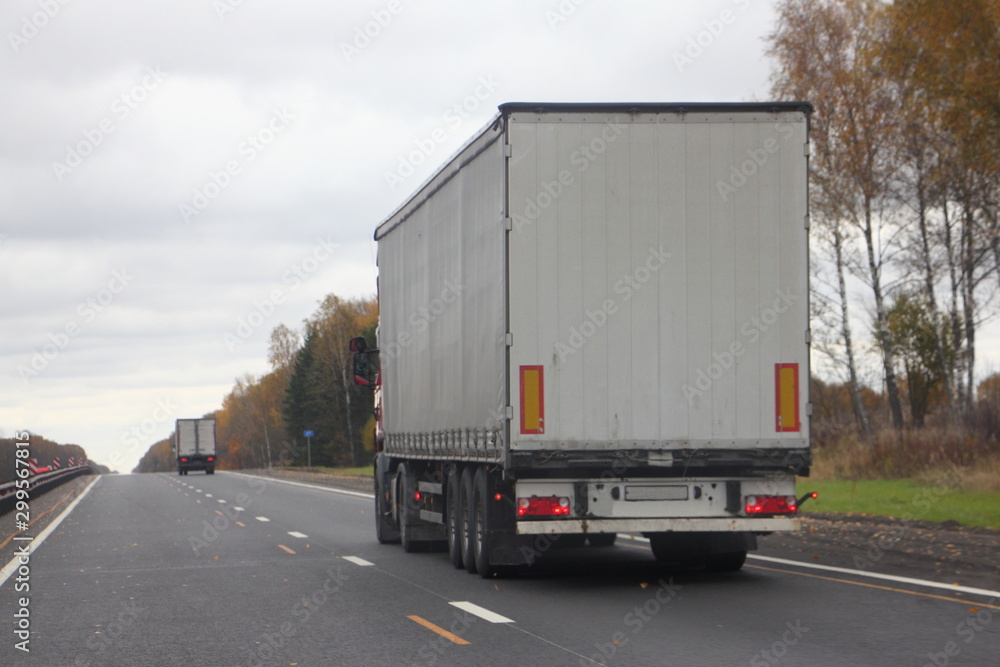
left=748, top=554, right=1000, bottom=599
left=0, top=476, right=102, bottom=589
left=223, top=471, right=374, bottom=500
left=342, top=556, right=375, bottom=567
left=621, top=534, right=1000, bottom=599
left=449, top=601, right=514, bottom=623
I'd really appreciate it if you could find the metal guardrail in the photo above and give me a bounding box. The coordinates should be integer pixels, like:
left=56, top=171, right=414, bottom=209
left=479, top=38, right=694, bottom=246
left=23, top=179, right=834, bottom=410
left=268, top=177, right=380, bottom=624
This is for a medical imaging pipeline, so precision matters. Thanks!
left=0, top=465, right=93, bottom=517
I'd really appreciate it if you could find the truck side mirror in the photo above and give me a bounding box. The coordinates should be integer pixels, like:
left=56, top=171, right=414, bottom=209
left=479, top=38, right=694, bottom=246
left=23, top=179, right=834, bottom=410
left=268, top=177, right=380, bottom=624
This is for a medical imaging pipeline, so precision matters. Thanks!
left=353, top=350, right=379, bottom=387
left=349, top=336, right=368, bottom=353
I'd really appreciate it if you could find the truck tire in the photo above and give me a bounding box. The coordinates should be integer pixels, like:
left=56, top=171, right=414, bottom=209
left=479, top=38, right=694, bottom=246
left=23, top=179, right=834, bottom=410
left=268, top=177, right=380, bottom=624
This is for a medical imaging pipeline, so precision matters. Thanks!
left=705, top=551, right=747, bottom=572
left=587, top=533, right=617, bottom=547
left=472, top=467, right=495, bottom=577
left=206, top=468, right=215, bottom=475
left=178, top=468, right=183, bottom=476
left=398, top=464, right=422, bottom=553
left=648, top=533, right=701, bottom=567
left=460, top=466, right=477, bottom=573
left=375, top=468, right=400, bottom=544
left=446, top=467, right=464, bottom=568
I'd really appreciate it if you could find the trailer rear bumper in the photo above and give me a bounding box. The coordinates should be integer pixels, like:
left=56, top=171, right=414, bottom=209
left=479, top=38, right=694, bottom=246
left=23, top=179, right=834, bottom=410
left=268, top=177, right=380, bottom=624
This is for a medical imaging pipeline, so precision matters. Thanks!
left=516, top=517, right=799, bottom=535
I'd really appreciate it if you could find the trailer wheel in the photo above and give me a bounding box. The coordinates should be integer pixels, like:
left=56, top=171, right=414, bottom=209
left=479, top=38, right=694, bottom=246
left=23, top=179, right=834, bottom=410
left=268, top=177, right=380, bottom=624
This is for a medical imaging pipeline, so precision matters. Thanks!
left=587, top=533, right=617, bottom=547
left=446, top=467, right=464, bottom=568
left=460, top=466, right=477, bottom=573
left=473, top=467, right=503, bottom=578
left=648, top=533, right=699, bottom=566
left=206, top=468, right=214, bottom=475
left=178, top=469, right=183, bottom=476
left=398, top=464, right=422, bottom=553
left=374, top=467, right=400, bottom=544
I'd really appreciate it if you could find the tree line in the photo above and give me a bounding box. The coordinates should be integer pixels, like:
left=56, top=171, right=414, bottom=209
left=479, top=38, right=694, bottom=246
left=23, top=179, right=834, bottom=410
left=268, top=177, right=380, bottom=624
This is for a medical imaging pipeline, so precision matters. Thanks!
left=768, top=0, right=1000, bottom=438
left=133, top=294, right=377, bottom=473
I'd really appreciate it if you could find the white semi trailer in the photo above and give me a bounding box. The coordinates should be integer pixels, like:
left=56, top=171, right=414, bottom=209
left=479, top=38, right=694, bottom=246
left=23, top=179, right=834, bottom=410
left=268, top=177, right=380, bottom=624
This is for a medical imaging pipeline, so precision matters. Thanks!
left=353, top=102, right=814, bottom=576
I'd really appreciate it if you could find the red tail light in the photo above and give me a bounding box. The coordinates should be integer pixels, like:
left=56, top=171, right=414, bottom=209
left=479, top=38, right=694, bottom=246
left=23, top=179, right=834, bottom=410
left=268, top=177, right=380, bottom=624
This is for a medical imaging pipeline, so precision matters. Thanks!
left=745, top=495, right=798, bottom=515
left=207, top=457, right=215, bottom=462
left=517, top=496, right=571, bottom=517
left=180, top=457, right=188, bottom=463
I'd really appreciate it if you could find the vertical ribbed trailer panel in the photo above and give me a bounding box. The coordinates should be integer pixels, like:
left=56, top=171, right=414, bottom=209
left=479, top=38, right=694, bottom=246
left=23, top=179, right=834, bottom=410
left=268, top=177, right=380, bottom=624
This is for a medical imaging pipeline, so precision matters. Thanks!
left=505, top=107, right=810, bottom=455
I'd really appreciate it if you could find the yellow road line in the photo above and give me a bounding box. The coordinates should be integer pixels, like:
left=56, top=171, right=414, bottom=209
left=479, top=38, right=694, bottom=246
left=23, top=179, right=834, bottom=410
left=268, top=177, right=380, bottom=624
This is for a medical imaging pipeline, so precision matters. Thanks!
left=407, top=615, right=471, bottom=645
left=277, top=544, right=296, bottom=555
left=745, top=564, right=1000, bottom=610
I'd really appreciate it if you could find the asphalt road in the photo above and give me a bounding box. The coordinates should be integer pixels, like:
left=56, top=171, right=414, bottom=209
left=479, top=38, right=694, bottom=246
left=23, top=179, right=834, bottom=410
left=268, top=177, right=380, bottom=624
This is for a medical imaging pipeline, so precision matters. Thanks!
left=2, top=472, right=998, bottom=666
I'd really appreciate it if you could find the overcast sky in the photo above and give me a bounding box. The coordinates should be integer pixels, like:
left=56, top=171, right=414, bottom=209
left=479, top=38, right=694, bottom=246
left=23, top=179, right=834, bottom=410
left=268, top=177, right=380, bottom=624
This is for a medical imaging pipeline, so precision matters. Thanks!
left=2, top=0, right=995, bottom=473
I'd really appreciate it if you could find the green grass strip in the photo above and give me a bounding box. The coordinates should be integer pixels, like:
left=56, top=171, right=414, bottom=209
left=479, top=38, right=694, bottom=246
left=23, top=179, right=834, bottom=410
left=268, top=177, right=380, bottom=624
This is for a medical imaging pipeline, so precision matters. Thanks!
left=800, top=478, right=1000, bottom=530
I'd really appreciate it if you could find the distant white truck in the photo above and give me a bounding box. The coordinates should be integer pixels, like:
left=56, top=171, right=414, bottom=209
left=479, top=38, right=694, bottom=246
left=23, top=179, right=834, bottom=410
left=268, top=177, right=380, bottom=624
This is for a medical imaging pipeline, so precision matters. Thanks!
left=175, top=418, right=217, bottom=475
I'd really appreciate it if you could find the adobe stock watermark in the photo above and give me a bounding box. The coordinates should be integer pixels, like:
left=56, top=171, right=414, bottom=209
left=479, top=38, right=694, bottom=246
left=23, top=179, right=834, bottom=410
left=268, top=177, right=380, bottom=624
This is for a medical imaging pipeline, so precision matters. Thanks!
left=682, top=288, right=797, bottom=402
left=238, top=565, right=350, bottom=667
left=341, top=0, right=404, bottom=63
left=544, top=0, right=590, bottom=30
left=852, top=465, right=964, bottom=572
left=213, top=0, right=248, bottom=20
left=384, top=75, right=501, bottom=191
left=673, top=0, right=754, bottom=73
left=749, top=619, right=810, bottom=667
left=921, top=600, right=997, bottom=667
left=223, top=236, right=338, bottom=351
left=413, top=608, right=478, bottom=666
left=18, top=268, right=134, bottom=385
left=581, top=578, right=683, bottom=666
left=72, top=600, right=148, bottom=667
left=378, top=278, right=465, bottom=363
left=510, top=121, right=626, bottom=235
left=8, top=0, right=72, bottom=53
left=555, top=246, right=672, bottom=362
left=52, top=66, right=169, bottom=182
left=716, top=122, right=797, bottom=201
left=178, top=107, right=295, bottom=223
left=109, top=398, right=178, bottom=471
left=188, top=476, right=268, bottom=555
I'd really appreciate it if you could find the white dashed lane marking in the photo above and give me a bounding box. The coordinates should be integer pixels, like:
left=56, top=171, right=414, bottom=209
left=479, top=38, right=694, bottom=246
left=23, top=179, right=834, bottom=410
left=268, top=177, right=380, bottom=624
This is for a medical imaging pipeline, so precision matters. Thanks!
left=342, top=556, right=374, bottom=567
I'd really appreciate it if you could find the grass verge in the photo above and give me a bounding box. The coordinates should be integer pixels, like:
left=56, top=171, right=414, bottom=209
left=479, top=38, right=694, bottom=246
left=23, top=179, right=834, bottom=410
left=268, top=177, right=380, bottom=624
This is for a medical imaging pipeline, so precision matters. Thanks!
left=800, top=478, right=1000, bottom=530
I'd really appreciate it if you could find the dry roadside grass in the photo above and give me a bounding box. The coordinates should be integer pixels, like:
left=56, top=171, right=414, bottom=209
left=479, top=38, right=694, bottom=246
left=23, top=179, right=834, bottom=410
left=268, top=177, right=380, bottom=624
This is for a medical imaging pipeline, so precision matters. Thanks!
left=811, top=425, right=1000, bottom=493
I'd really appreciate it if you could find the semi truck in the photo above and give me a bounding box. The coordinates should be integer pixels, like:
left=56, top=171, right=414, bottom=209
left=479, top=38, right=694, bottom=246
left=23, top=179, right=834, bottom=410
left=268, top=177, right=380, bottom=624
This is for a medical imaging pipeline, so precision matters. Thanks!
left=352, top=102, right=813, bottom=577
left=175, top=418, right=217, bottom=475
